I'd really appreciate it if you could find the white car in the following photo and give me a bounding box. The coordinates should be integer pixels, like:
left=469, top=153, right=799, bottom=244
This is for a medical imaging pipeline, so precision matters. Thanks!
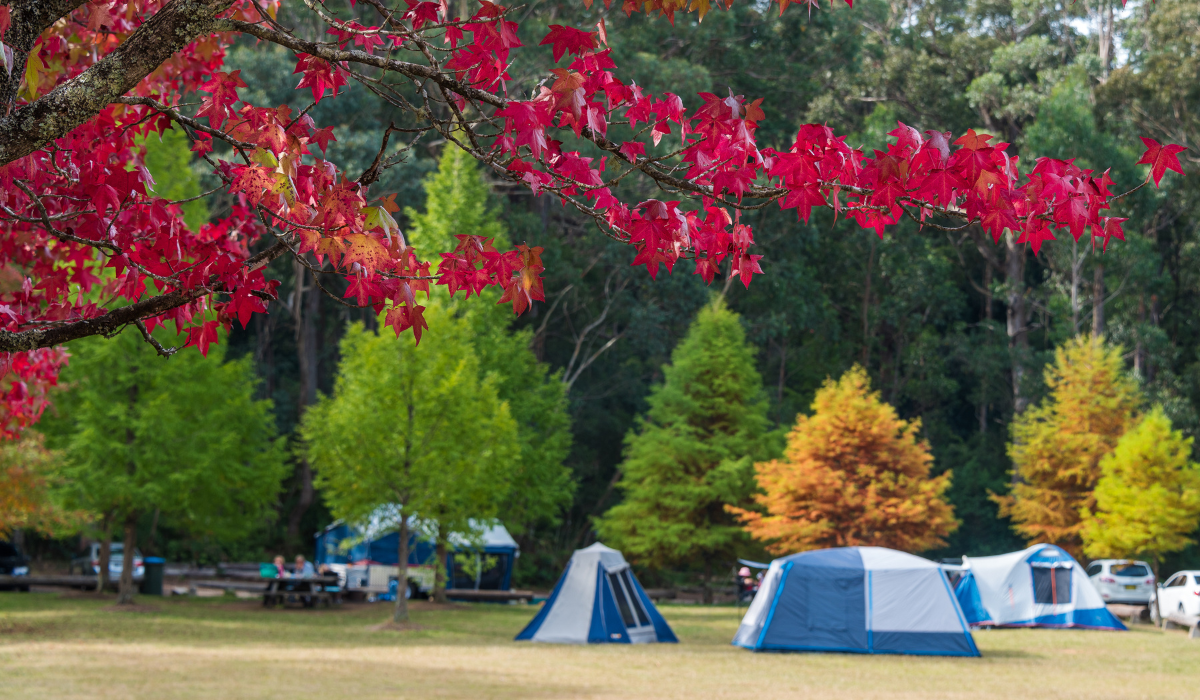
left=1156, top=570, right=1200, bottom=617
left=1085, top=559, right=1156, bottom=604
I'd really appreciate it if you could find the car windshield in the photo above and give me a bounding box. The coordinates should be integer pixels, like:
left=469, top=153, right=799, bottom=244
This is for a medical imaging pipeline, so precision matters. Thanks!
left=1112, top=564, right=1149, bottom=577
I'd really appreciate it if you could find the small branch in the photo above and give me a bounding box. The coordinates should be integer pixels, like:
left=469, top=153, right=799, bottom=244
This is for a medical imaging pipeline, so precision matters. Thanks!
left=134, top=320, right=179, bottom=358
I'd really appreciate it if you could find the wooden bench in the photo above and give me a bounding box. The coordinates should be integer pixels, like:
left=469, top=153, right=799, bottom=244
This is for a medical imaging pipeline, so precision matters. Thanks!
left=261, top=576, right=340, bottom=608
left=1164, top=611, right=1200, bottom=639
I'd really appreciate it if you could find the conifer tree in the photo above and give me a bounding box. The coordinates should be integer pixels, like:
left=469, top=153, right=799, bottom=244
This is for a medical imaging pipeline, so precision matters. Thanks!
left=1081, top=407, right=1200, bottom=573
left=406, top=146, right=574, bottom=543
left=595, top=298, right=769, bottom=602
left=996, top=335, right=1141, bottom=559
left=733, top=366, right=957, bottom=554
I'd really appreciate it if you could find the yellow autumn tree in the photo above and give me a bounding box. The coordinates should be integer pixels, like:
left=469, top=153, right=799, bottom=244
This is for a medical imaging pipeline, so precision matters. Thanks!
left=732, top=365, right=957, bottom=554
left=1081, top=407, right=1200, bottom=571
left=996, top=335, right=1140, bottom=559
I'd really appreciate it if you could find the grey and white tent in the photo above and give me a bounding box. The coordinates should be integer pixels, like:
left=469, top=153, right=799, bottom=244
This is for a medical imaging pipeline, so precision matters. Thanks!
left=515, top=543, right=678, bottom=644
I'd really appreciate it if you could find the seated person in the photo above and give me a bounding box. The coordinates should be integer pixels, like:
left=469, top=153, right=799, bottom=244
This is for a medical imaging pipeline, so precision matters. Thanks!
left=293, top=555, right=316, bottom=579
left=273, top=555, right=287, bottom=578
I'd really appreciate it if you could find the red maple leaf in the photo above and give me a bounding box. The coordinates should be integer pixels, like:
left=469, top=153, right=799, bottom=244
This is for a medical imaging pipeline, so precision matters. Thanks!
left=540, top=25, right=598, bottom=63
left=184, top=321, right=220, bottom=357
left=196, top=70, right=247, bottom=128
left=913, top=169, right=961, bottom=207
left=1137, top=137, right=1187, bottom=187
left=294, top=54, right=348, bottom=103
left=310, top=126, right=337, bottom=154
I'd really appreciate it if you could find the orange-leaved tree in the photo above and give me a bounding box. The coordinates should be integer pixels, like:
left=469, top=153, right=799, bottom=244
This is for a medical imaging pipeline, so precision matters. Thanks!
left=731, top=365, right=957, bottom=554
left=0, top=432, right=74, bottom=538
left=995, top=335, right=1141, bottom=559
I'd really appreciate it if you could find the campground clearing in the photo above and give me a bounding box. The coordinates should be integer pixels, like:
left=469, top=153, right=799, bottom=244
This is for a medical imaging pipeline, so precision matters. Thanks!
left=0, top=593, right=1195, bottom=699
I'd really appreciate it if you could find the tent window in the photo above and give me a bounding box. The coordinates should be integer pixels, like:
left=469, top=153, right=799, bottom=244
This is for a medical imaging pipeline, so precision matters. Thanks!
left=608, top=572, right=637, bottom=627
left=1033, top=566, right=1072, bottom=605
left=620, top=569, right=651, bottom=626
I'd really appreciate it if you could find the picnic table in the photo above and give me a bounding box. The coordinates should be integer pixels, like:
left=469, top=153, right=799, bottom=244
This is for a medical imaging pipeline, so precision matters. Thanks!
left=262, top=575, right=341, bottom=608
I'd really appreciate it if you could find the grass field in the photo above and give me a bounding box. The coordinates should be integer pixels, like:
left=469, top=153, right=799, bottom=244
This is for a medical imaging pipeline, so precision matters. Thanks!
left=1, top=592, right=1197, bottom=699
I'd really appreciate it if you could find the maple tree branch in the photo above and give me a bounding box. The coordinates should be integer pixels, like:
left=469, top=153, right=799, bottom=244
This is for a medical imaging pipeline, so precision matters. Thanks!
left=0, top=239, right=290, bottom=352
left=134, top=320, right=180, bottom=358
left=115, top=96, right=258, bottom=150
left=0, top=1, right=89, bottom=114
left=0, top=0, right=237, bottom=166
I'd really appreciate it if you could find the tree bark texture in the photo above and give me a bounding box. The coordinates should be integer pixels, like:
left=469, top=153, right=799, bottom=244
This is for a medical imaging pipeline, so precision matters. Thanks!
left=96, top=533, right=111, bottom=593
left=1093, top=263, right=1105, bottom=337
left=393, top=515, right=410, bottom=623
left=0, top=0, right=236, bottom=166
left=0, top=2, right=89, bottom=115
left=116, top=516, right=138, bottom=605
left=1005, top=233, right=1031, bottom=417
left=285, top=256, right=320, bottom=544
left=434, top=536, right=449, bottom=603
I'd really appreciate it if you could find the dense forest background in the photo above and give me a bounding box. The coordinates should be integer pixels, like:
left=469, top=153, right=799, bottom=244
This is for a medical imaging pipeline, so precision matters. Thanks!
left=33, top=0, right=1200, bottom=585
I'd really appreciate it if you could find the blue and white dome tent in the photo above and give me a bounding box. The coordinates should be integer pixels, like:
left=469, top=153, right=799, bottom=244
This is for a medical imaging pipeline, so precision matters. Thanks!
left=955, top=544, right=1126, bottom=630
left=733, top=547, right=979, bottom=656
left=515, top=543, right=678, bottom=644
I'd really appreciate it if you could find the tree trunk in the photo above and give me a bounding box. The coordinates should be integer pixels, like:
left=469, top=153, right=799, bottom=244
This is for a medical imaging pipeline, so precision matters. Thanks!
left=1070, top=238, right=1083, bottom=334
left=286, top=256, right=320, bottom=545
left=145, top=507, right=160, bottom=557
left=702, top=559, right=713, bottom=605
left=1006, top=233, right=1031, bottom=486
left=1092, top=263, right=1105, bottom=337
left=1135, top=295, right=1146, bottom=377
left=116, top=517, right=138, bottom=605
left=1006, top=233, right=1031, bottom=416
left=434, top=535, right=449, bottom=604
left=982, top=262, right=993, bottom=322
left=393, top=515, right=410, bottom=623
left=1148, top=294, right=1161, bottom=382
left=97, top=533, right=112, bottom=593
left=861, top=236, right=875, bottom=366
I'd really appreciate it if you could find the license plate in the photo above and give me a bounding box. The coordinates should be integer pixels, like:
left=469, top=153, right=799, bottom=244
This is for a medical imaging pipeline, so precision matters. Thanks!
left=1125, top=585, right=1137, bottom=590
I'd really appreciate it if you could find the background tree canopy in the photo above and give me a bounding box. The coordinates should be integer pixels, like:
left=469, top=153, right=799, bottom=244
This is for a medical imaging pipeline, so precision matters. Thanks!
left=20, top=0, right=1199, bottom=584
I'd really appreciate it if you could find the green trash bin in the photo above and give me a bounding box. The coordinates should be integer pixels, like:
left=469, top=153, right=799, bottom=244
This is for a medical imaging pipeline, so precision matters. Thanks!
left=141, top=557, right=165, bottom=596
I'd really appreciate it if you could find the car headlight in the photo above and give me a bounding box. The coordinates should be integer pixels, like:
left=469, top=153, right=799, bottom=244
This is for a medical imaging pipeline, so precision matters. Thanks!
left=12, top=566, right=29, bottom=576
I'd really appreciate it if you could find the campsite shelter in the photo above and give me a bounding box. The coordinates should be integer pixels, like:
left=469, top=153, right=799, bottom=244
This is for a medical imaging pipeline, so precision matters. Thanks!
left=732, top=547, right=979, bottom=656
left=515, top=543, right=678, bottom=644
left=955, top=544, right=1126, bottom=630
left=314, top=513, right=519, bottom=591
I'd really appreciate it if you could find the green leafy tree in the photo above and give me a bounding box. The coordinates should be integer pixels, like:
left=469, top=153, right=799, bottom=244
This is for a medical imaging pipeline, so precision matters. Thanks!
left=140, top=127, right=209, bottom=231
left=406, top=146, right=574, bottom=549
left=303, top=305, right=519, bottom=620
left=595, top=297, right=770, bottom=602
left=1081, top=407, right=1200, bottom=574
left=50, top=332, right=286, bottom=603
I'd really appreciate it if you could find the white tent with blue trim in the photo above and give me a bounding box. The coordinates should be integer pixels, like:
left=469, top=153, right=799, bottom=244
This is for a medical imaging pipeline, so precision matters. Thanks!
left=515, top=542, right=678, bottom=644
left=733, top=546, right=979, bottom=656
left=955, top=544, right=1125, bottom=630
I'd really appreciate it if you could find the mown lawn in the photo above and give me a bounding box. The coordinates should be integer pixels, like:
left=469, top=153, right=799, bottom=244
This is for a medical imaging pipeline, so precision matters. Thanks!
left=1, top=591, right=1196, bottom=699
